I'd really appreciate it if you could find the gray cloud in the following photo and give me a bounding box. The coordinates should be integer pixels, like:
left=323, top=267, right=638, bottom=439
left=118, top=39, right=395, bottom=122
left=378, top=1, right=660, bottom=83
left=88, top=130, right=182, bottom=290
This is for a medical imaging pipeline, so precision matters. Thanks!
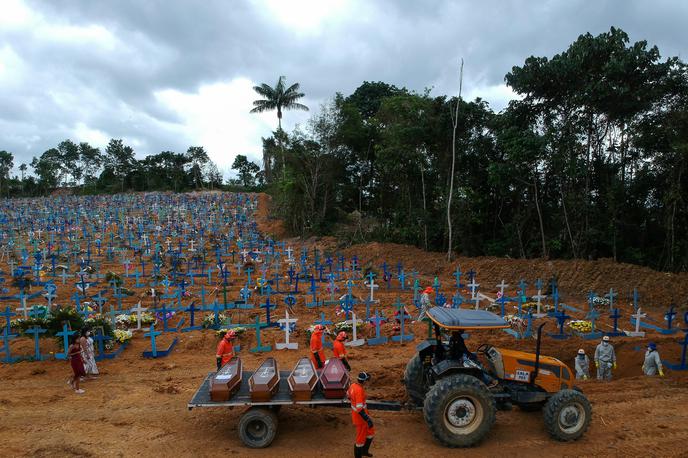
left=1, top=0, right=685, bottom=171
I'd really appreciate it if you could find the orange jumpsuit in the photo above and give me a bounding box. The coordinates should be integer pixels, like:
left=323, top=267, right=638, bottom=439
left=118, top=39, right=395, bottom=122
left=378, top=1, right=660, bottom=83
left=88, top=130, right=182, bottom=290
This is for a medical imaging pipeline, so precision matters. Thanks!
left=310, top=330, right=326, bottom=368
left=333, top=339, right=347, bottom=360
left=215, top=338, right=235, bottom=367
left=347, top=382, right=375, bottom=446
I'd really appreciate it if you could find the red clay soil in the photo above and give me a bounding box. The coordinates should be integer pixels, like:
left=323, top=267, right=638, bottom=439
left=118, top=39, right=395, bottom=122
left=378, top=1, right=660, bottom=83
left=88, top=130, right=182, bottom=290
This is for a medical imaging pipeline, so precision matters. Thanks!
left=0, top=192, right=687, bottom=457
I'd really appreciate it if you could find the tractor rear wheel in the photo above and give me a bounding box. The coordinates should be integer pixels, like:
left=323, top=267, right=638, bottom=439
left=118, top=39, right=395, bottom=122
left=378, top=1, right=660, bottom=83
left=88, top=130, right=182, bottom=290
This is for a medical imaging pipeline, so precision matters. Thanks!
left=423, top=374, right=495, bottom=447
left=404, top=354, right=428, bottom=406
left=238, top=407, right=278, bottom=448
left=543, top=390, right=592, bottom=441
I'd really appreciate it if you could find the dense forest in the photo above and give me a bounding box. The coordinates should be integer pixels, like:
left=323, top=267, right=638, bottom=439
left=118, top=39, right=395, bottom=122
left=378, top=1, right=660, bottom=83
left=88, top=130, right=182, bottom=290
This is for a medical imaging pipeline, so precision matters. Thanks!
left=1, top=28, right=686, bottom=271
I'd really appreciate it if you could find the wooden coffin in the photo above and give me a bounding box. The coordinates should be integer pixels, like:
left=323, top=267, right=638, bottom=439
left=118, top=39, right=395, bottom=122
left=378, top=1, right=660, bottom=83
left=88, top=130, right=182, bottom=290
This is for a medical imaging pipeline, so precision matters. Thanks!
left=320, top=358, right=350, bottom=399
left=288, top=357, right=318, bottom=401
left=209, top=357, right=243, bottom=402
left=249, top=357, right=280, bottom=402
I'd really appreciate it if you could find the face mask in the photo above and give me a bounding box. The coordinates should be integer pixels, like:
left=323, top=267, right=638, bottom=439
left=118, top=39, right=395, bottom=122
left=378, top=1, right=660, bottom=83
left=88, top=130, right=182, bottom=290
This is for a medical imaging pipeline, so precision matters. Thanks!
left=602, top=342, right=608, bottom=346
left=86, top=332, right=91, bottom=337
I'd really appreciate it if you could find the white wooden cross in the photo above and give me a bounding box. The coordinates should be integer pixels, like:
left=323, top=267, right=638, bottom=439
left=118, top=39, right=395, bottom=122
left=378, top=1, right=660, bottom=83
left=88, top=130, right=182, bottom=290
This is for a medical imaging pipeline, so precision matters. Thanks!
left=627, top=307, right=646, bottom=337
left=240, top=249, right=249, bottom=262
left=131, top=301, right=148, bottom=331
left=468, top=279, right=480, bottom=300
left=285, top=246, right=294, bottom=262
left=365, top=280, right=379, bottom=302
left=496, top=280, right=509, bottom=298
left=17, top=302, right=32, bottom=319
left=188, top=240, right=196, bottom=252
left=276, top=310, right=298, bottom=350
left=345, top=311, right=365, bottom=347
left=532, top=289, right=547, bottom=317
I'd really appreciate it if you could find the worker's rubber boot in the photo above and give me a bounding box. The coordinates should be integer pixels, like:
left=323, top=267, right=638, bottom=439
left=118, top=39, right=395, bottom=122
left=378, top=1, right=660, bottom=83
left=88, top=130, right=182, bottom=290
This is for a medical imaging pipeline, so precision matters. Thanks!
left=362, top=438, right=373, bottom=457
left=354, top=445, right=363, bottom=458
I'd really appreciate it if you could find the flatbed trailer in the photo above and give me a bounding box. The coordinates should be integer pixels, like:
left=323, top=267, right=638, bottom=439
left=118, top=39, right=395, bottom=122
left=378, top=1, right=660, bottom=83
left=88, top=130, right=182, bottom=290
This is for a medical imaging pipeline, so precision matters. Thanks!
left=188, top=371, right=403, bottom=448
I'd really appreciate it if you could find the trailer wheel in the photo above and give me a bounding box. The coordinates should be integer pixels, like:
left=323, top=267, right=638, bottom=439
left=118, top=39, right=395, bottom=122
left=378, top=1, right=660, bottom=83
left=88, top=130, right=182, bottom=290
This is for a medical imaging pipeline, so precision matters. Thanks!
left=404, top=354, right=428, bottom=406
left=423, top=374, right=495, bottom=447
left=543, top=390, right=591, bottom=441
left=238, top=407, right=278, bottom=448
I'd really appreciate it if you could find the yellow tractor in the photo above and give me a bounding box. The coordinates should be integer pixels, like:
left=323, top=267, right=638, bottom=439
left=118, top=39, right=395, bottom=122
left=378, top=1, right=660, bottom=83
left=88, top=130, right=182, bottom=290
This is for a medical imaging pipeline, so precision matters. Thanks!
left=404, top=307, right=591, bottom=447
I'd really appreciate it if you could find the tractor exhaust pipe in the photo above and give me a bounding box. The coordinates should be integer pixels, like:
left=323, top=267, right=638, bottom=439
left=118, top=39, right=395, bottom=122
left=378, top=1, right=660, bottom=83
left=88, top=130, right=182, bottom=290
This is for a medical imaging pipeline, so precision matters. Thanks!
left=531, top=323, right=547, bottom=385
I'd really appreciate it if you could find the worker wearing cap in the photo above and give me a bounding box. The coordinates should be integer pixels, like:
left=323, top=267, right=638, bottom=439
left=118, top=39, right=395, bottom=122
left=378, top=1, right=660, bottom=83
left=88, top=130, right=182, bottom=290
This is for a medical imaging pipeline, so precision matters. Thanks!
left=333, top=331, right=351, bottom=371
left=417, top=286, right=433, bottom=321
left=310, top=324, right=327, bottom=369
left=348, top=372, right=374, bottom=458
left=215, top=330, right=237, bottom=371
left=574, top=349, right=590, bottom=380
left=642, top=342, right=664, bottom=376
left=594, top=336, right=616, bottom=381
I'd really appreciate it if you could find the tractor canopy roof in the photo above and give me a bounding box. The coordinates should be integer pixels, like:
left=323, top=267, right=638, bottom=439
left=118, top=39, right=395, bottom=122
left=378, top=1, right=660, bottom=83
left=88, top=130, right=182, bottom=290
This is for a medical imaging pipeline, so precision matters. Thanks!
left=426, top=307, right=509, bottom=330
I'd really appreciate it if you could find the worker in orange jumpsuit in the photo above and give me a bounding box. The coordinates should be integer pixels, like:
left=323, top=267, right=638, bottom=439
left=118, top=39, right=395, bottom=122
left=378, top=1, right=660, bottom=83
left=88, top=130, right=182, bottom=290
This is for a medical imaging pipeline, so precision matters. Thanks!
left=310, top=324, right=327, bottom=369
left=215, top=330, right=237, bottom=371
left=333, top=331, right=351, bottom=371
left=348, top=371, right=374, bottom=458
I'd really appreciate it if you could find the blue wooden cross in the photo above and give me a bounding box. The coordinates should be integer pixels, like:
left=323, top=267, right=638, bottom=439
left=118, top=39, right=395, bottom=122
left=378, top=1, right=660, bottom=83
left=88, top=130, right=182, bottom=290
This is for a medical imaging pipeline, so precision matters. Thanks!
left=663, top=312, right=688, bottom=371
left=606, top=308, right=624, bottom=337
left=315, top=312, right=333, bottom=349
left=452, top=292, right=465, bottom=309
left=1, top=328, right=19, bottom=363
left=605, top=288, right=618, bottom=313
left=181, top=301, right=202, bottom=332
left=398, top=269, right=407, bottom=290
left=432, top=277, right=441, bottom=297
left=391, top=298, right=414, bottom=343
left=247, top=315, right=271, bottom=353
left=453, top=266, right=464, bottom=289
left=24, top=325, right=48, bottom=361
left=665, top=304, right=678, bottom=334
left=548, top=310, right=570, bottom=340
left=92, top=291, right=107, bottom=314
left=55, top=324, right=76, bottom=360
left=367, top=310, right=388, bottom=346
left=632, top=288, right=639, bottom=313
left=583, top=296, right=603, bottom=340
left=261, top=287, right=278, bottom=328
left=142, top=324, right=177, bottom=358
left=237, top=286, right=253, bottom=310
left=523, top=310, right=534, bottom=338
left=1, top=306, right=16, bottom=335
left=306, top=275, right=321, bottom=308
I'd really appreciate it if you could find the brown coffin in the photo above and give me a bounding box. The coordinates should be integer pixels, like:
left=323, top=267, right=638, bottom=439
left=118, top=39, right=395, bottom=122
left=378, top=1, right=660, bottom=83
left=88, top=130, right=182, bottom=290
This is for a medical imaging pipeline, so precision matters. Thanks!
left=249, top=357, right=280, bottom=402
left=288, top=357, right=318, bottom=401
left=209, top=357, right=243, bottom=402
left=320, top=358, right=350, bottom=399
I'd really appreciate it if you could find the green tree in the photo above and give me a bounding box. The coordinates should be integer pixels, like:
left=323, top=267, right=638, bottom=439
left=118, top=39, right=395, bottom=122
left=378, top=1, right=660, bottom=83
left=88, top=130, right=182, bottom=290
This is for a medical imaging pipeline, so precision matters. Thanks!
left=186, top=146, right=210, bottom=189
left=250, top=76, right=309, bottom=180
left=231, top=154, right=260, bottom=187
left=104, top=139, right=136, bottom=192
left=0, top=150, right=14, bottom=197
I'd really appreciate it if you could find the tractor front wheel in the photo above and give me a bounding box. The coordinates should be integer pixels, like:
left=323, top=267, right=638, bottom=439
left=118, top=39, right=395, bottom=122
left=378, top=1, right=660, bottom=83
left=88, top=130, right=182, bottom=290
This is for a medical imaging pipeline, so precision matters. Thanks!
left=543, top=390, right=592, bottom=441
left=423, top=374, right=495, bottom=447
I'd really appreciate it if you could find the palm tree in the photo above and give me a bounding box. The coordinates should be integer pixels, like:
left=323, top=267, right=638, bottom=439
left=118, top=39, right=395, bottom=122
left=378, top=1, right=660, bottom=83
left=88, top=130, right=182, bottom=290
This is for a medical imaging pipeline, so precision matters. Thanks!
left=250, top=76, right=308, bottom=179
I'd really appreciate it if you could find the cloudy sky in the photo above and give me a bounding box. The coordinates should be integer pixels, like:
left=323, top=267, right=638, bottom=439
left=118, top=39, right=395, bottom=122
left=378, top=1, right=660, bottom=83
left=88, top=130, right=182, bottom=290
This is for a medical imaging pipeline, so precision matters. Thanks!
left=0, top=0, right=685, bottom=176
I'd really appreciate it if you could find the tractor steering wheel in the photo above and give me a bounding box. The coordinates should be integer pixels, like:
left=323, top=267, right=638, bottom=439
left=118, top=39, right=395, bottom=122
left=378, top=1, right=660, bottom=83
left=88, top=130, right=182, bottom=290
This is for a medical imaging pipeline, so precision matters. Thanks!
left=476, top=343, right=491, bottom=355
